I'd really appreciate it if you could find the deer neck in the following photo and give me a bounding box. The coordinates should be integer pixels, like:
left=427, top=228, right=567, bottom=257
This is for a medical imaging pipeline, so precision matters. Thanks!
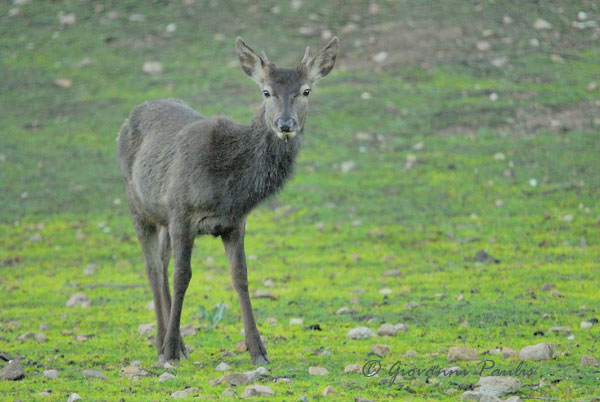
left=244, top=105, right=302, bottom=199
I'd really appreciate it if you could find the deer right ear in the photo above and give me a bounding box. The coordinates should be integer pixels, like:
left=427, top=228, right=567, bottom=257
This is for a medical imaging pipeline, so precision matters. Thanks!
left=304, top=36, right=339, bottom=82
left=235, top=37, right=267, bottom=85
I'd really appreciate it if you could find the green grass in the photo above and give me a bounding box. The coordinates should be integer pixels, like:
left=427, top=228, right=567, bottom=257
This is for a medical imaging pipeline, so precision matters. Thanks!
left=1, top=0, right=600, bottom=400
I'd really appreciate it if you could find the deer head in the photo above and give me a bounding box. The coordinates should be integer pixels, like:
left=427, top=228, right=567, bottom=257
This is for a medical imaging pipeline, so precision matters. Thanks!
left=235, top=36, right=339, bottom=141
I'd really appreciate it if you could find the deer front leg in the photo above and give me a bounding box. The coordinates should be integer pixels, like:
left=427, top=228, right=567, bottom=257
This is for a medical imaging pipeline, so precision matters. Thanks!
left=163, top=222, right=193, bottom=363
left=222, top=223, right=270, bottom=365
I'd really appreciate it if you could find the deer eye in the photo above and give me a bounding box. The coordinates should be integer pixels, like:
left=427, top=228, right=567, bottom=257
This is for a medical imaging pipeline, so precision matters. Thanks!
left=262, top=90, right=270, bottom=98
left=303, top=89, right=311, bottom=96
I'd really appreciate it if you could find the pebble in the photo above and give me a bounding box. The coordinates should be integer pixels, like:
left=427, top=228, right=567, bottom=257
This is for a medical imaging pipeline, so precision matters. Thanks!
left=580, top=355, right=599, bottom=367
left=180, top=324, right=197, bottom=336
left=403, top=349, right=418, bottom=357
left=448, top=346, right=479, bottom=361
left=377, top=323, right=397, bottom=336
left=138, top=323, right=154, bottom=335
left=533, top=18, right=552, bottom=30
left=322, top=385, right=335, bottom=396
left=222, top=388, right=234, bottom=396
left=373, top=51, right=388, bottom=63
left=289, top=318, right=304, bottom=326
left=159, top=372, right=175, bottom=382
left=394, top=323, right=409, bottom=332
left=83, top=263, right=98, bottom=276
left=0, top=359, right=25, bottom=380
left=43, top=369, right=58, bottom=379
left=308, top=366, right=328, bottom=376
left=143, top=61, right=164, bottom=75
left=241, top=384, right=274, bottom=397
left=67, top=393, right=82, bottom=402
left=336, top=306, right=351, bottom=315
left=548, top=326, right=571, bottom=335
left=502, top=347, right=518, bottom=358
left=215, top=362, right=231, bottom=371
left=119, top=365, right=151, bottom=378
left=581, top=321, right=593, bottom=329
left=344, top=364, right=363, bottom=374
left=340, top=161, right=356, bottom=173
left=371, top=344, right=391, bottom=357
left=82, top=369, right=108, bottom=380
left=171, top=387, right=200, bottom=398
left=244, top=366, right=268, bottom=384
left=218, top=373, right=248, bottom=386
left=66, top=292, right=91, bottom=308
left=346, top=327, right=375, bottom=339
left=476, top=376, right=521, bottom=396
left=519, top=343, right=554, bottom=361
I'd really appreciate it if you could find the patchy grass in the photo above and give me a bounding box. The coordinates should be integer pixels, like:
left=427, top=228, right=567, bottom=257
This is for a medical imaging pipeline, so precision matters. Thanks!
left=1, top=0, right=599, bottom=401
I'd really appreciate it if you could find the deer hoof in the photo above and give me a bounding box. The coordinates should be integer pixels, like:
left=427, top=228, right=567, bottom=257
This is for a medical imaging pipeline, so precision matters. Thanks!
left=251, top=353, right=270, bottom=365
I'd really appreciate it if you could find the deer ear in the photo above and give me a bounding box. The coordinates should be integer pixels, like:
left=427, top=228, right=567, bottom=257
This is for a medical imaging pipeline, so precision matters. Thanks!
left=235, top=37, right=267, bottom=84
left=305, top=36, right=339, bottom=82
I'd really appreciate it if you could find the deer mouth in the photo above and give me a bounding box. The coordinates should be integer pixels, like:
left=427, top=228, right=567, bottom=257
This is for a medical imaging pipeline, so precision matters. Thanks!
left=276, top=131, right=297, bottom=142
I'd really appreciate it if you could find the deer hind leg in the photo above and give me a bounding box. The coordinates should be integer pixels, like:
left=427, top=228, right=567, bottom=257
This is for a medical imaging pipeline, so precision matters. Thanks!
left=131, top=216, right=168, bottom=359
left=162, top=221, right=194, bottom=363
left=156, top=226, right=187, bottom=360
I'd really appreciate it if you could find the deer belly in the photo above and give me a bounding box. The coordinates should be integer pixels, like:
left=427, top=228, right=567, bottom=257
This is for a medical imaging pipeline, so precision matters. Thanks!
left=195, top=215, right=236, bottom=237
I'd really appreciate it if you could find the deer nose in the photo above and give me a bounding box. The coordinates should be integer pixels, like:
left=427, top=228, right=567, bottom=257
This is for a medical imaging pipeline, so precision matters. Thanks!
left=276, top=118, right=295, bottom=132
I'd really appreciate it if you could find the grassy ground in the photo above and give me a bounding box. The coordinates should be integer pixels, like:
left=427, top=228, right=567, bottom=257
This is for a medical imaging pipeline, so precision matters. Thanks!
left=1, top=0, right=600, bottom=401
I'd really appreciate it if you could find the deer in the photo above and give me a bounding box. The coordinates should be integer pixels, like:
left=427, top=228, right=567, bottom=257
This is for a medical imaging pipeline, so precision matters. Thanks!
left=117, top=36, right=339, bottom=365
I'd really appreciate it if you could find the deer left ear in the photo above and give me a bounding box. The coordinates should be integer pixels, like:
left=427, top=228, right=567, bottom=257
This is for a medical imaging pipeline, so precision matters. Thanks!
left=235, top=37, right=268, bottom=85
left=304, top=37, right=339, bottom=82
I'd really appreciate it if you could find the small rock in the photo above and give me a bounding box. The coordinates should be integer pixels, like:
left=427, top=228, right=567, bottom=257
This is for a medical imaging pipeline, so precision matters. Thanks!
left=344, top=364, right=363, bottom=374
left=219, top=373, right=248, bottom=386
left=180, top=324, right=196, bottom=337
left=504, top=397, right=523, bottom=402
left=322, top=385, right=335, bottom=396
left=39, top=391, right=51, bottom=396
left=336, top=306, right=351, bottom=315
left=221, top=388, right=235, bottom=396
left=66, top=292, right=91, bottom=308
left=119, top=365, right=151, bottom=378
left=43, top=369, right=58, bottom=379
left=580, top=355, right=599, bottom=367
left=377, top=323, right=397, bottom=337
left=405, top=301, right=419, bottom=310
left=277, top=377, right=291, bottom=384
left=346, top=327, right=375, bottom=339
left=138, top=323, right=154, bottom=335
left=171, top=387, right=200, bottom=398
left=72, top=57, right=93, bottom=68
left=216, top=362, right=231, bottom=371
left=476, top=376, right=521, bottom=396
left=476, top=40, right=491, bottom=51
left=159, top=372, right=175, bottom=382
left=83, top=263, right=98, bottom=276
left=289, top=318, right=304, bottom=326
left=341, top=161, right=356, bottom=173
left=244, top=367, right=268, bottom=384
left=67, top=393, right=82, bottom=402
left=373, top=51, right=388, bottom=63
left=502, top=347, right=518, bottom=358
left=236, top=341, right=248, bottom=352
left=83, top=369, right=108, bottom=380
left=143, top=61, right=164, bottom=75
left=53, top=78, right=73, bottom=88
left=394, top=323, right=409, bottom=332
left=371, top=344, right=391, bottom=357
left=581, top=321, right=593, bottom=329
left=378, top=288, right=392, bottom=295
left=241, top=384, right=274, bottom=397
left=383, top=268, right=401, bottom=277
left=254, top=290, right=277, bottom=300
left=354, top=399, right=375, bottom=402
left=533, top=18, right=552, bottom=30
left=448, top=346, right=479, bottom=362
left=58, top=12, right=76, bottom=26
left=0, top=359, right=25, bottom=380
left=439, top=366, right=464, bottom=377
left=403, top=349, right=418, bottom=357
left=548, top=326, right=571, bottom=335
left=519, top=343, right=554, bottom=361
left=586, top=82, right=598, bottom=92
left=128, top=13, right=145, bottom=22
left=308, top=366, right=328, bottom=376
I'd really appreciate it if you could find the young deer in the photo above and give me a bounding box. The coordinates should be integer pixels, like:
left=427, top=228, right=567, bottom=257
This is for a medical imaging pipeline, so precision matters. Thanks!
left=117, top=37, right=339, bottom=364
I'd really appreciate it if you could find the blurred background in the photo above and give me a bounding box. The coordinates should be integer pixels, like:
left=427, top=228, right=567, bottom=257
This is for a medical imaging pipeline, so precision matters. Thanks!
left=1, top=0, right=599, bottom=221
